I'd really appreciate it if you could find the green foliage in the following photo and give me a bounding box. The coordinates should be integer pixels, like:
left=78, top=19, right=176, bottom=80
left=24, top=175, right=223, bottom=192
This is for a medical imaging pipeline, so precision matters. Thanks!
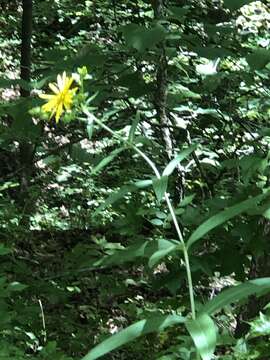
left=82, top=314, right=186, bottom=360
left=185, top=313, right=217, bottom=360
left=1, top=0, right=270, bottom=359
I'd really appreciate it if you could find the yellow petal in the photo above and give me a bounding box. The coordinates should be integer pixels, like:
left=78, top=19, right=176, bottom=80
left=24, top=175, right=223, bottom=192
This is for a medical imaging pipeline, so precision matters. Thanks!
left=63, top=98, right=72, bottom=110
left=42, top=101, right=55, bottom=112
left=62, top=78, right=74, bottom=95
left=39, top=71, right=77, bottom=123
left=58, top=72, right=67, bottom=91
left=39, top=93, right=54, bottom=99
left=55, top=102, right=63, bottom=123
left=49, top=82, right=60, bottom=94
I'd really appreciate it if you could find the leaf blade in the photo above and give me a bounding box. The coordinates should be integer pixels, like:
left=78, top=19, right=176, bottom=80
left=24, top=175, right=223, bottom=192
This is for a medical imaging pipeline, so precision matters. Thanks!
left=128, top=111, right=141, bottom=142
left=82, top=314, right=186, bottom=360
left=91, top=148, right=125, bottom=175
left=93, top=180, right=152, bottom=216
left=186, top=313, right=216, bottom=360
left=152, top=176, right=168, bottom=202
left=223, top=0, right=256, bottom=10
left=200, top=278, right=270, bottom=315
left=162, top=145, right=197, bottom=177
left=187, top=192, right=267, bottom=249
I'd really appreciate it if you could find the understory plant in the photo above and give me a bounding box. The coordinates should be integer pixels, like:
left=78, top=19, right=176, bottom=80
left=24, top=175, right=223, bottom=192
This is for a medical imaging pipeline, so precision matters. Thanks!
left=38, top=69, right=270, bottom=360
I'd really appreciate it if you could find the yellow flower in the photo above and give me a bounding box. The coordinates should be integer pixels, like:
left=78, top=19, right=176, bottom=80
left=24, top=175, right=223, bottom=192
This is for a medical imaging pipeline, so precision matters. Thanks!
left=39, top=72, right=78, bottom=123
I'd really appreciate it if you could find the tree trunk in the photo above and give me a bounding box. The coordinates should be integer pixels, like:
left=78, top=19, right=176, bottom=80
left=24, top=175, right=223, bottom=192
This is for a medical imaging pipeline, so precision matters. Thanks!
left=152, top=0, right=184, bottom=201
left=19, top=0, right=35, bottom=219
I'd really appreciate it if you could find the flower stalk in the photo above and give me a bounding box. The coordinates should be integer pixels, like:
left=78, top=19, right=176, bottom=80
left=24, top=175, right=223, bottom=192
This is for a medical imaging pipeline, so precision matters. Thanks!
left=85, top=111, right=196, bottom=321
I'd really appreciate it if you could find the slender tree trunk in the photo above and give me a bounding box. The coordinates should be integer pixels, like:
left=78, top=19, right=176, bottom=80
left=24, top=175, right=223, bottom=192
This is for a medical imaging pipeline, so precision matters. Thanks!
left=19, top=0, right=35, bottom=218
left=20, top=0, right=32, bottom=98
left=152, top=0, right=184, bottom=201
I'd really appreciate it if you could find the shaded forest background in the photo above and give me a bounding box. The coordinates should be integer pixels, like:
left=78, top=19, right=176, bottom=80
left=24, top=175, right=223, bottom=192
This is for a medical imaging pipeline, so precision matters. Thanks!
left=1, top=0, right=270, bottom=359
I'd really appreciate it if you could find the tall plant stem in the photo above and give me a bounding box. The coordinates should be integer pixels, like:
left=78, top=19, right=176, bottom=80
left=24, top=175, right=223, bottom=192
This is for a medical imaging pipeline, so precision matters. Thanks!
left=87, top=113, right=196, bottom=320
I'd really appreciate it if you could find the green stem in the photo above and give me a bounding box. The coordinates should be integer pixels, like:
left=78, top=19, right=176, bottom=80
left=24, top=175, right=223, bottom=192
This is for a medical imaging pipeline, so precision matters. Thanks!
left=87, top=113, right=196, bottom=320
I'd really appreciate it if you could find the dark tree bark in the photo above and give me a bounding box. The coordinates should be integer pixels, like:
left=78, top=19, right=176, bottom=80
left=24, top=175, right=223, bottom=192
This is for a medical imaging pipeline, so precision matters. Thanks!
left=19, top=0, right=35, bottom=217
left=20, top=0, right=32, bottom=98
left=152, top=0, right=184, bottom=201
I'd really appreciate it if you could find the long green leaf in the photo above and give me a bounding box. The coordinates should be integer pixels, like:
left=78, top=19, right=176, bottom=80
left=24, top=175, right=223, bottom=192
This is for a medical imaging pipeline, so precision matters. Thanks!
left=128, top=111, right=141, bottom=142
left=186, top=313, right=216, bottom=360
left=147, top=239, right=182, bottom=268
left=97, top=241, right=148, bottom=267
left=162, top=145, right=197, bottom=177
left=223, top=0, right=256, bottom=10
left=200, top=278, right=270, bottom=315
left=93, top=179, right=152, bottom=216
left=87, top=119, right=94, bottom=140
left=96, top=239, right=181, bottom=269
left=93, top=185, right=134, bottom=216
left=82, top=314, right=186, bottom=360
left=152, top=176, right=168, bottom=202
left=187, top=192, right=267, bottom=249
left=91, top=148, right=124, bottom=175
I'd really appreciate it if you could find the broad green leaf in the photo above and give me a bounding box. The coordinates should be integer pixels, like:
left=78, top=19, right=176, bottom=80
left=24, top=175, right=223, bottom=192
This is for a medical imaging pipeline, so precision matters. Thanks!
left=82, top=314, right=186, bottom=360
left=172, top=84, right=201, bottom=100
left=147, top=239, right=182, bottom=268
left=187, top=192, right=267, bottom=249
left=93, top=180, right=152, bottom=216
left=72, top=46, right=106, bottom=69
left=150, top=218, right=164, bottom=226
left=0, top=245, right=11, bottom=256
left=249, top=312, right=270, bottom=337
left=97, top=241, right=148, bottom=267
left=96, top=239, right=181, bottom=269
left=179, top=194, right=195, bottom=207
left=194, top=47, right=232, bottom=60
left=0, top=77, right=32, bottom=91
left=246, top=49, right=270, bottom=70
left=93, top=185, right=135, bottom=216
left=200, top=278, right=270, bottom=315
left=163, top=145, right=197, bottom=176
left=71, top=144, right=93, bottom=164
left=7, top=282, right=28, bottom=292
left=128, top=111, right=141, bottom=142
left=86, top=118, right=94, bottom=140
left=186, top=313, right=216, bottom=360
left=121, top=24, right=166, bottom=52
left=224, top=0, right=256, bottom=10
left=134, top=179, right=154, bottom=189
left=0, top=182, right=19, bottom=192
left=91, top=148, right=124, bottom=175
left=152, top=176, right=168, bottom=202
left=168, top=6, right=189, bottom=21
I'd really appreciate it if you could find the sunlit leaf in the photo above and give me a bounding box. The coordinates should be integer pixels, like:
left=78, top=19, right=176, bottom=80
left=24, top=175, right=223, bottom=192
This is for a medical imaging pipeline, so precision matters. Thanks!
left=91, top=148, right=125, bottom=175
left=147, top=239, right=182, bottom=268
left=186, top=313, right=216, bottom=360
left=200, top=278, right=270, bottom=315
left=163, top=145, right=197, bottom=176
left=187, top=192, right=268, bottom=249
left=128, top=111, right=141, bottom=142
left=93, top=180, right=152, bottom=216
left=249, top=312, right=270, bottom=337
left=82, top=314, right=186, bottom=360
left=152, top=176, right=168, bottom=202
